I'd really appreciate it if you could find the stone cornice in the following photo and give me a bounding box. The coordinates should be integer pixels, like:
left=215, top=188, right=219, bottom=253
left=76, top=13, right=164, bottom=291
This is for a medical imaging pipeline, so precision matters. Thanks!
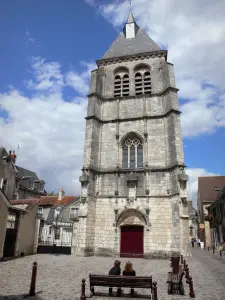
left=83, top=163, right=186, bottom=175
left=96, top=50, right=168, bottom=67
left=85, top=108, right=181, bottom=123
left=87, top=86, right=179, bottom=102
left=96, top=193, right=180, bottom=199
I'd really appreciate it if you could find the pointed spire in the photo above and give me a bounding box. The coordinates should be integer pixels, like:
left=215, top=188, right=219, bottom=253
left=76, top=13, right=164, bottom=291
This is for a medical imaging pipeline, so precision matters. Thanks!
left=124, top=4, right=138, bottom=39
left=127, top=9, right=135, bottom=24
left=126, top=1, right=136, bottom=24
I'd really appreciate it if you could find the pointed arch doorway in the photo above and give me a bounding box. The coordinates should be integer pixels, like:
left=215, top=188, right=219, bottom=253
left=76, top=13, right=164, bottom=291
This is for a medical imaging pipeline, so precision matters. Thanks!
left=120, top=225, right=144, bottom=258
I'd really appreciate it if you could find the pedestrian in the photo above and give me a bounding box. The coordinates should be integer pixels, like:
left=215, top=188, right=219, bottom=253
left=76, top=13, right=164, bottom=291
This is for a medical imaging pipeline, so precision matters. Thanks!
left=197, top=238, right=201, bottom=248
left=191, top=238, right=194, bottom=248
left=108, top=260, right=121, bottom=296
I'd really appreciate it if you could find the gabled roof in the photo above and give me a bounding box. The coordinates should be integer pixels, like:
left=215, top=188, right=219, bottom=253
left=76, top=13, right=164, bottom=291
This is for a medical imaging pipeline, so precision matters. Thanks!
left=39, top=195, right=79, bottom=206
left=198, top=176, right=225, bottom=203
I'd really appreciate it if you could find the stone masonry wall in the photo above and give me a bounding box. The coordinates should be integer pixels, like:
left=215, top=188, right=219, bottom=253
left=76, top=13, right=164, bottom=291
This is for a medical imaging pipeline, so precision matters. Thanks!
left=93, top=195, right=181, bottom=257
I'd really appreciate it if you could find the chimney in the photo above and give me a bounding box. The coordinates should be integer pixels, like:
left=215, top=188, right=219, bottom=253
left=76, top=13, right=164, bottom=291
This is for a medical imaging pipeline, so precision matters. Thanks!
left=58, top=188, right=65, bottom=200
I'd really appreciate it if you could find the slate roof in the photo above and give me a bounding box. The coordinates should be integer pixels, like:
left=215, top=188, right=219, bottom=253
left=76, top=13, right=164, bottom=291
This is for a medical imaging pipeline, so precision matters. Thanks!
left=198, top=176, right=225, bottom=203
left=101, top=11, right=161, bottom=60
left=127, top=10, right=135, bottom=24
left=45, top=197, right=80, bottom=225
left=16, top=166, right=39, bottom=188
left=39, top=195, right=78, bottom=206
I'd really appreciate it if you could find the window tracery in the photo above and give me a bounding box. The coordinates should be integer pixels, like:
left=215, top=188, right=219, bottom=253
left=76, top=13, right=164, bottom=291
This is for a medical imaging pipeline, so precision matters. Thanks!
left=122, top=135, right=143, bottom=169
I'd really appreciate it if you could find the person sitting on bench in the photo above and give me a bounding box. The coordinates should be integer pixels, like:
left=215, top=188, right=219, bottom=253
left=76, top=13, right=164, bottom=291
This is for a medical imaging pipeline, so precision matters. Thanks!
left=108, top=260, right=121, bottom=295
left=123, top=261, right=136, bottom=295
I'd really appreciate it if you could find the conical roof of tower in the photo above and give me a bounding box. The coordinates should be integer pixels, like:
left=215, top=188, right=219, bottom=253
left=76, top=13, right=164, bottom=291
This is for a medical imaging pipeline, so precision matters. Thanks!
left=101, top=10, right=161, bottom=60
left=127, top=9, right=135, bottom=24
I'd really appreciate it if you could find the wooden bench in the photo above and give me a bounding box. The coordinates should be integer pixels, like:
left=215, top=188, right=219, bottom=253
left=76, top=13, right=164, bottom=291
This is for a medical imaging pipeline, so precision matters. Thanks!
left=89, top=274, right=153, bottom=298
left=167, top=265, right=185, bottom=295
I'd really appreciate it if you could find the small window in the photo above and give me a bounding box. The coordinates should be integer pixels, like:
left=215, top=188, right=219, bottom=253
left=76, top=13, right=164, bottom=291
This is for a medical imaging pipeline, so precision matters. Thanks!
left=214, top=187, right=220, bottom=191
left=39, top=182, right=44, bottom=192
left=37, top=207, right=43, bottom=215
left=49, top=226, right=52, bottom=235
left=70, top=207, right=79, bottom=220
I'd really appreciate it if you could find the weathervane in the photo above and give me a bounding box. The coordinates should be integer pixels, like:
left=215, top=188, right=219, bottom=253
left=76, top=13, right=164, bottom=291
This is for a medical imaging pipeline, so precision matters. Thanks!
left=129, top=0, right=132, bottom=8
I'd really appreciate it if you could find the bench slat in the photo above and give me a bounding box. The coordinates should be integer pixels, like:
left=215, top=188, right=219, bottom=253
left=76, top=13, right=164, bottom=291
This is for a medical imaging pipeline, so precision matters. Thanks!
left=90, top=274, right=152, bottom=289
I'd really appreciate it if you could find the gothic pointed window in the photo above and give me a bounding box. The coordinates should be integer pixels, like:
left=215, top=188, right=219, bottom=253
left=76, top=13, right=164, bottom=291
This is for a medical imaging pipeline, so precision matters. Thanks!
left=134, top=64, right=151, bottom=95
left=122, top=134, right=143, bottom=169
left=114, top=67, right=130, bottom=97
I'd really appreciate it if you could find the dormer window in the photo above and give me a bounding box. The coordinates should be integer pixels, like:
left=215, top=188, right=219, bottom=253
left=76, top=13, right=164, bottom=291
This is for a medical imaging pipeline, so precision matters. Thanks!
left=114, top=67, right=130, bottom=98
left=39, top=181, right=44, bottom=192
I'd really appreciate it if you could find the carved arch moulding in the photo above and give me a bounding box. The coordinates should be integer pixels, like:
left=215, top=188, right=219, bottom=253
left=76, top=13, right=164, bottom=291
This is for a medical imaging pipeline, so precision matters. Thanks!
left=116, top=208, right=150, bottom=229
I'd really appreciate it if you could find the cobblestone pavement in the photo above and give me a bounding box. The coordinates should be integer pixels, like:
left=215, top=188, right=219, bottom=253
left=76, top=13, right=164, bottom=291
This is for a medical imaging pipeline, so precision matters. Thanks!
left=0, top=248, right=225, bottom=300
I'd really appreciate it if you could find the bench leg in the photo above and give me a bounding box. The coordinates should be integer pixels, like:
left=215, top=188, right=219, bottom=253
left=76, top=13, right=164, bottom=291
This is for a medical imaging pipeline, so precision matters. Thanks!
left=90, top=287, right=95, bottom=297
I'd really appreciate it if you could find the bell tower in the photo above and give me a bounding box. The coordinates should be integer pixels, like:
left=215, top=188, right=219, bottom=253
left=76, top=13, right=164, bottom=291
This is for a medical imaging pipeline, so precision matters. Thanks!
left=72, top=8, right=189, bottom=258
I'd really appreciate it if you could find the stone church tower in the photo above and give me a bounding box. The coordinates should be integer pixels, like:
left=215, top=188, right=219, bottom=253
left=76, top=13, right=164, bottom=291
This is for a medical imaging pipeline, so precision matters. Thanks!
left=72, top=10, right=189, bottom=258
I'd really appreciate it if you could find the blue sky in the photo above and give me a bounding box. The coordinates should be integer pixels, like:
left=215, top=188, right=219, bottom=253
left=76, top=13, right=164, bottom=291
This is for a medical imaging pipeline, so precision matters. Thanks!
left=0, top=0, right=225, bottom=204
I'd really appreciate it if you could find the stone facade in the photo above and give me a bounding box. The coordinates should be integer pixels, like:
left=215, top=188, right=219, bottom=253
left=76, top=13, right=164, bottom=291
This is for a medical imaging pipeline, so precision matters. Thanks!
left=73, top=11, right=189, bottom=257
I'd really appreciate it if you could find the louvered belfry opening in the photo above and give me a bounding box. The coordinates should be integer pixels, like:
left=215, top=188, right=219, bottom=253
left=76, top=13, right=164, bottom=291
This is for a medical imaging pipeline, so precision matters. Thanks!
left=114, top=67, right=130, bottom=98
left=122, top=74, right=129, bottom=97
left=144, top=71, right=151, bottom=94
left=114, top=75, right=121, bottom=98
left=135, top=72, right=143, bottom=95
left=134, top=64, right=151, bottom=95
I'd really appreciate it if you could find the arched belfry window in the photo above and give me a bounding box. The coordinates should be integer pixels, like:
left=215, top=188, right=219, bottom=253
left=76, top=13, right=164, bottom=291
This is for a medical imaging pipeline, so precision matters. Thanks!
left=122, top=134, right=143, bottom=169
left=134, top=64, right=151, bottom=95
left=114, top=67, right=130, bottom=97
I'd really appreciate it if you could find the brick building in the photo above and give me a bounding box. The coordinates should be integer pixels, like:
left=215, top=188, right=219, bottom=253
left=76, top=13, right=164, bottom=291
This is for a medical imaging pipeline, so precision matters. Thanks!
left=73, top=9, right=189, bottom=258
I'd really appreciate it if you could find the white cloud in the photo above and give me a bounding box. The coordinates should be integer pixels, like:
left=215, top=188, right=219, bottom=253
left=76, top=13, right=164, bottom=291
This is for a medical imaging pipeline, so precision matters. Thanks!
left=0, top=57, right=95, bottom=195
left=186, top=168, right=218, bottom=208
left=89, top=0, right=225, bottom=137
left=66, top=61, right=96, bottom=96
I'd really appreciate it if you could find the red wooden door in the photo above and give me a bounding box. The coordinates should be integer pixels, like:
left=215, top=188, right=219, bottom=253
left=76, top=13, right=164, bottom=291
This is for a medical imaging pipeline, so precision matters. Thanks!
left=120, top=226, right=144, bottom=258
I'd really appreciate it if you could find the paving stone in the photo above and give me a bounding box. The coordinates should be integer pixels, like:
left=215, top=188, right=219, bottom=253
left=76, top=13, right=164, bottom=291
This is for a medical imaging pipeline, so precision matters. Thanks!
left=0, top=248, right=224, bottom=300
